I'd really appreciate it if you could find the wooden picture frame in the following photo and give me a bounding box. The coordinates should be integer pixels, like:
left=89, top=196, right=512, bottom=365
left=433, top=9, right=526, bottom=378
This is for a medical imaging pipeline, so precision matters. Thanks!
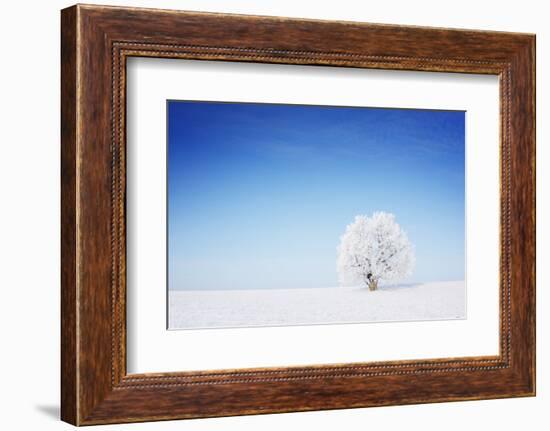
left=61, top=4, right=535, bottom=425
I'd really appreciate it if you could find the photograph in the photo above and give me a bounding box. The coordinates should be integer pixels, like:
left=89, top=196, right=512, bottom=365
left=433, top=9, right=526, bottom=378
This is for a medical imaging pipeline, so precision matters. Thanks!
left=167, top=100, right=466, bottom=329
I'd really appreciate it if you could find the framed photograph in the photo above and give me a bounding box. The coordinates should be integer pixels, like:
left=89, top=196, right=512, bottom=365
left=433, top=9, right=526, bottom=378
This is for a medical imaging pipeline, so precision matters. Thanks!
left=61, top=4, right=535, bottom=425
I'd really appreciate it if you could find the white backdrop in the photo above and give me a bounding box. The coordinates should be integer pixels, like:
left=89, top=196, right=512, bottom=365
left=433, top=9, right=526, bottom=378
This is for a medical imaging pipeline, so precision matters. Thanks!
left=0, top=1, right=546, bottom=430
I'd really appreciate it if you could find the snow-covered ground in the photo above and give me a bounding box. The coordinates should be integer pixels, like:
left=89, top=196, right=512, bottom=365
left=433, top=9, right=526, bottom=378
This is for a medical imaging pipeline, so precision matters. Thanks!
left=168, top=281, right=465, bottom=330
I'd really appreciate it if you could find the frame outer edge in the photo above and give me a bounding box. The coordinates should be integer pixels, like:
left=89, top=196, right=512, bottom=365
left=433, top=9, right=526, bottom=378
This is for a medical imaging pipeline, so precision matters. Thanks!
left=61, top=4, right=79, bottom=426
left=523, top=34, right=536, bottom=395
left=531, top=34, right=536, bottom=396
left=526, top=35, right=536, bottom=396
left=506, top=35, right=536, bottom=395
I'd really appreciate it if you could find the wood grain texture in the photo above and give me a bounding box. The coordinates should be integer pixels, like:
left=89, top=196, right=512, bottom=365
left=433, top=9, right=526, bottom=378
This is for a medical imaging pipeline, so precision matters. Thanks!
left=60, top=5, right=78, bottom=425
left=60, top=4, right=536, bottom=425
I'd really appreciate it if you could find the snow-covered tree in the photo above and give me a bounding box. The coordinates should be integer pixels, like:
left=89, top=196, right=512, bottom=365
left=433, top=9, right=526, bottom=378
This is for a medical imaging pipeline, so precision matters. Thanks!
left=337, top=212, right=415, bottom=291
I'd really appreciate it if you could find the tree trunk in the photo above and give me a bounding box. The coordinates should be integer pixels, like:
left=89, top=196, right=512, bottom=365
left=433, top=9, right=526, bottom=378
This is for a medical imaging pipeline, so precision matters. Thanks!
left=364, top=275, right=378, bottom=291
left=368, top=279, right=378, bottom=291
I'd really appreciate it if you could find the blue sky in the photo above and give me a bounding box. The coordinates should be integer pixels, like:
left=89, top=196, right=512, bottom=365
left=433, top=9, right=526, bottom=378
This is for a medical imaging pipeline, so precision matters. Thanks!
left=168, top=100, right=465, bottom=290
